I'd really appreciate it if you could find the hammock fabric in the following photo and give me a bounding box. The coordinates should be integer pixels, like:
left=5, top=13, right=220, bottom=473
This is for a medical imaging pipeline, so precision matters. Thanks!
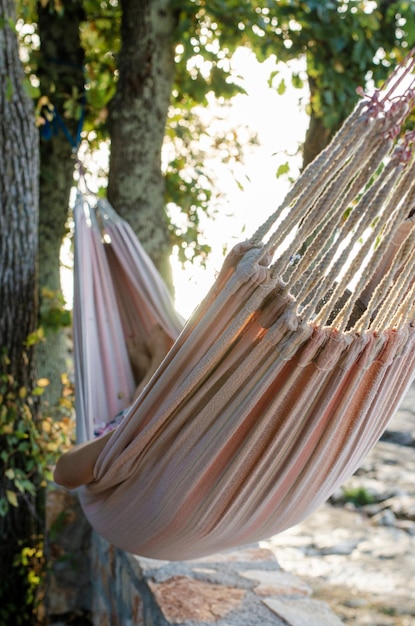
left=73, top=196, right=184, bottom=442
left=76, top=55, right=415, bottom=561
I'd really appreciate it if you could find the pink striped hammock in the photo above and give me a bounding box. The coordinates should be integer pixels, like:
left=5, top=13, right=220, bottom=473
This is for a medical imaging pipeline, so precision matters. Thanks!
left=73, top=197, right=184, bottom=442
left=76, top=55, right=415, bottom=560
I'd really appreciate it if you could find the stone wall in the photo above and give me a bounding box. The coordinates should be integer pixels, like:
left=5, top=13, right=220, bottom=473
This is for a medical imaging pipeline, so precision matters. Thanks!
left=46, top=486, right=92, bottom=618
left=47, top=486, right=343, bottom=626
left=91, top=533, right=344, bottom=626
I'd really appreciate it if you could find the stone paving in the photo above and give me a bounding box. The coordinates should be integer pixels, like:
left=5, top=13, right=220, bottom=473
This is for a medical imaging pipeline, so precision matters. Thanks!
left=265, top=383, right=415, bottom=626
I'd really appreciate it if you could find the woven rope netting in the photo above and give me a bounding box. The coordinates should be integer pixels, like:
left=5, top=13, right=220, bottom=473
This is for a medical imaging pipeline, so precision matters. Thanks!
left=247, top=50, right=415, bottom=335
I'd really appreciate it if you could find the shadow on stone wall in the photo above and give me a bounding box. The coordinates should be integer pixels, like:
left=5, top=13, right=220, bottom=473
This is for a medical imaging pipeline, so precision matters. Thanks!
left=46, top=487, right=92, bottom=623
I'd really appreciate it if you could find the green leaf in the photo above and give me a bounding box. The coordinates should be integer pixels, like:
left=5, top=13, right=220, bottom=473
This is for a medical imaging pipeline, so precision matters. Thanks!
left=276, top=162, right=290, bottom=178
left=6, top=490, right=18, bottom=508
left=4, top=468, right=15, bottom=480
left=276, top=78, right=286, bottom=96
left=267, top=69, right=279, bottom=88
left=25, top=327, right=45, bottom=347
left=23, top=78, right=40, bottom=100
left=291, top=73, right=304, bottom=89
left=15, top=479, right=36, bottom=496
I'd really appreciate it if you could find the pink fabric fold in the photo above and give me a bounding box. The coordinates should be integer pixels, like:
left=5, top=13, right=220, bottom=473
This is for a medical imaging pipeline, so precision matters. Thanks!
left=78, top=258, right=415, bottom=558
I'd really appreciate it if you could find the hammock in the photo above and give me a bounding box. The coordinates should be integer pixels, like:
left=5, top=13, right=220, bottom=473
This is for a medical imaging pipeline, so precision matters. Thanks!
left=76, top=54, right=415, bottom=561
left=73, top=196, right=184, bottom=442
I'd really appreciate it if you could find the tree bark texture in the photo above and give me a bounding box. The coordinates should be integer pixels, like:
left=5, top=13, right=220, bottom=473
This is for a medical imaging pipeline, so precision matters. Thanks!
left=108, top=0, right=178, bottom=288
left=0, top=0, right=39, bottom=385
left=0, top=3, right=41, bottom=619
left=36, top=0, right=85, bottom=404
left=302, top=75, right=334, bottom=170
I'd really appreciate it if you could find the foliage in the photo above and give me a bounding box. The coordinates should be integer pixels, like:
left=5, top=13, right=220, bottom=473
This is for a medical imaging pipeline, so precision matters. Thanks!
left=265, top=0, right=415, bottom=129
left=39, top=288, right=71, bottom=331
left=15, top=1, right=415, bottom=262
left=172, top=0, right=415, bottom=167
left=0, top=352, right=73, bottom=625
left=79, top=0, right=122, bottom=143
left=164, top=97, right=257, bottom=265
left=173, top=1, right=415, bottom=126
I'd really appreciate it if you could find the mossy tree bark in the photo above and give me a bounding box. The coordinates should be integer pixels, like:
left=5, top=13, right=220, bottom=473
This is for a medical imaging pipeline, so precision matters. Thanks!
left=107, top=0, right=178, bottom=291
left=36, top=1, right=85, bottom=407
left=0, top=0, right=39, bottom=386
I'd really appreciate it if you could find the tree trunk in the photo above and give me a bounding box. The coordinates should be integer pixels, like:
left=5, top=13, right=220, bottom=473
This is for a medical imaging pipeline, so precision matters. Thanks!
left=36, top=0, right=85, bottom=407
left=0, top=0, right=39, bottom=385
left=302, top=111, right=333, bottom=170
left=0, top=1, right=40, bottom=621
left=108, top=0, right=178, bottom=289
left=302, top=75, right=334, bottom=169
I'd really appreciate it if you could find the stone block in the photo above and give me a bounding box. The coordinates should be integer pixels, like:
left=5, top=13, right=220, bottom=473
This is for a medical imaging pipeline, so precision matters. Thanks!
left=148, top=575, right=246, bottom=623
left=264, top=596, right=344, bottom=626
left=239, top=569, right=312, bottom=597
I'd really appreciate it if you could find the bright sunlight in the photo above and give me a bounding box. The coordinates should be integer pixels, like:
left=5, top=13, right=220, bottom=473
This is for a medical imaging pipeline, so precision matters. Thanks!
left=171, top=48, right=309, bottom=318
